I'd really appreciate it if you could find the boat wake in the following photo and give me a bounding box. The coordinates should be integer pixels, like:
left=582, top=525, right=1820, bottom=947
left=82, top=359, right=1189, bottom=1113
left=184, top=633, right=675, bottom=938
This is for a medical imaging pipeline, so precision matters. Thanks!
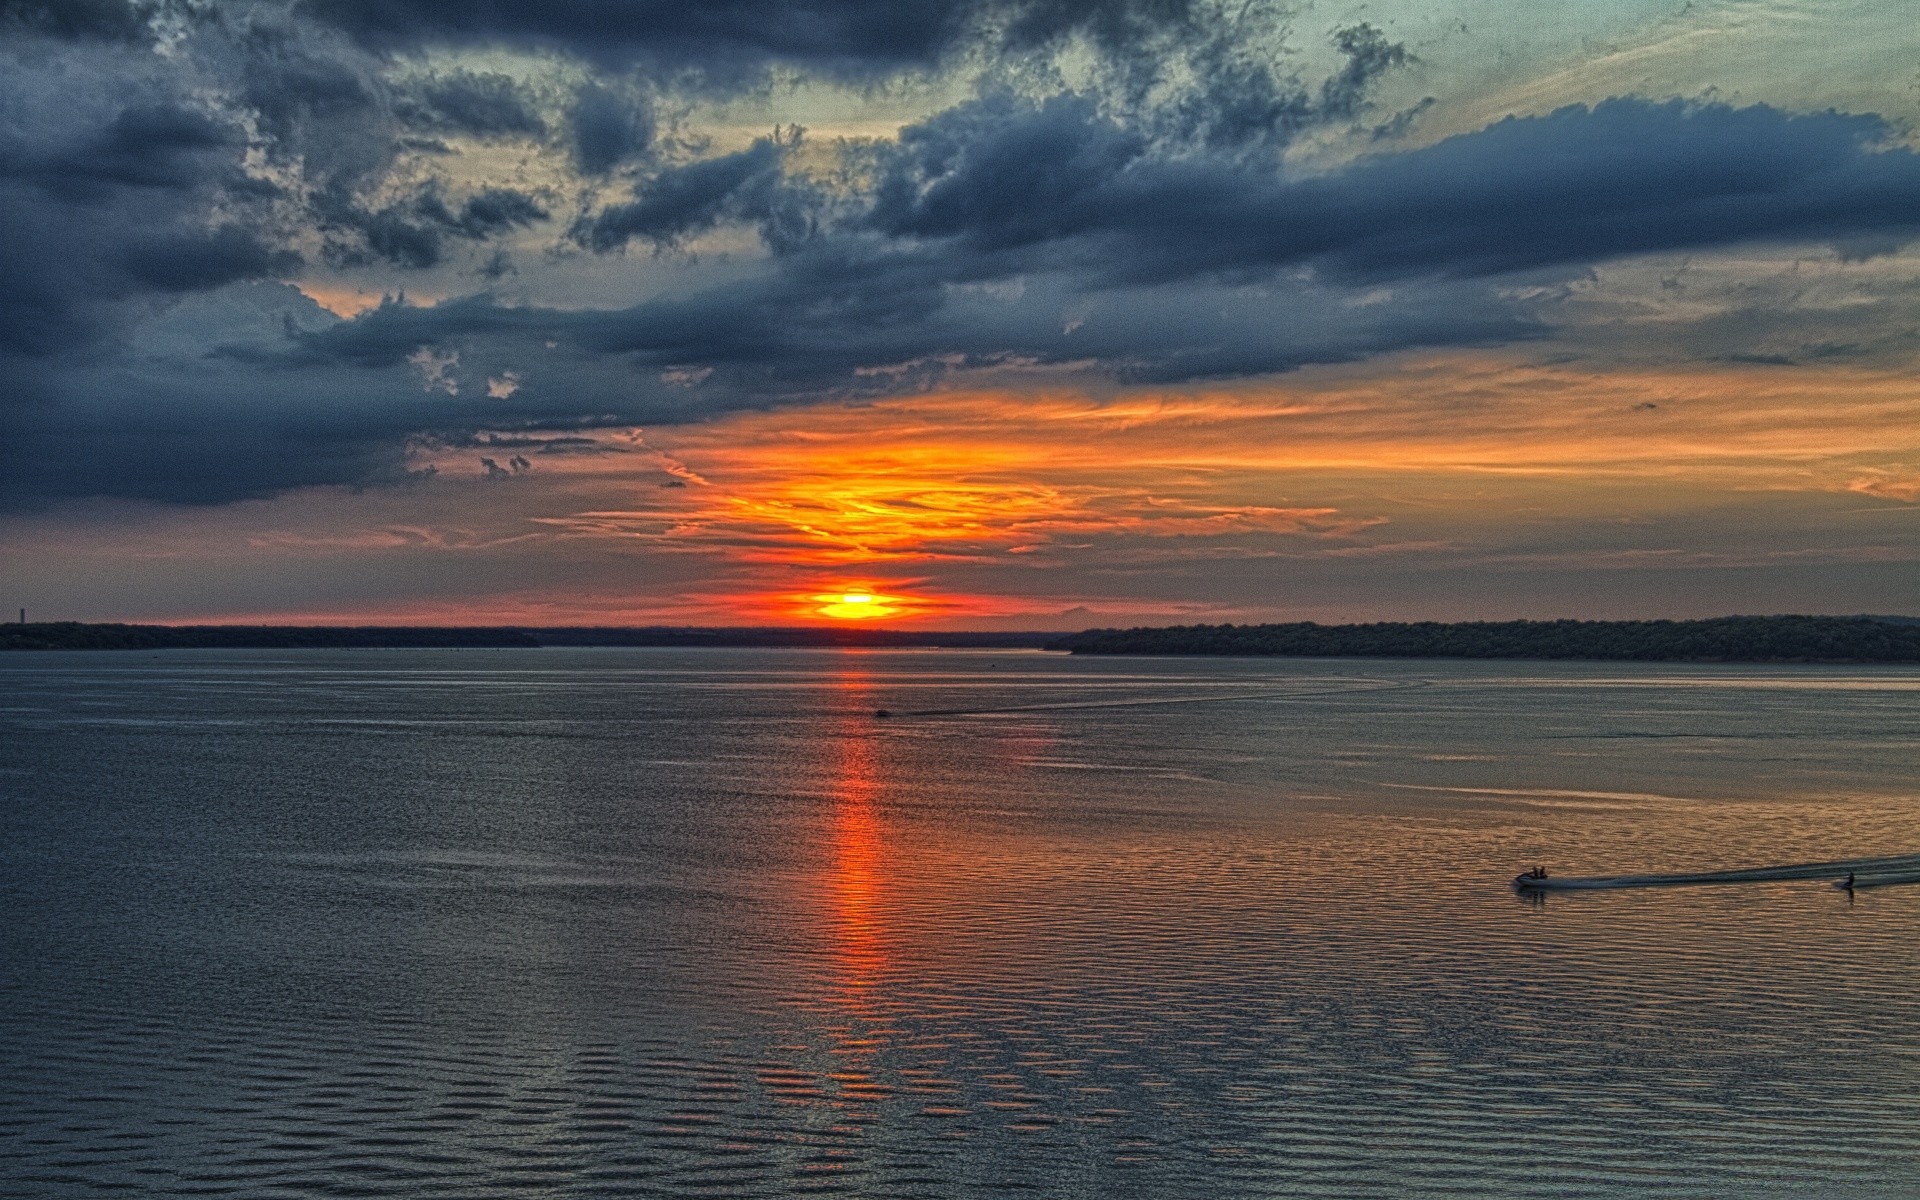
left=1514, top=853, right=1920, bottom=891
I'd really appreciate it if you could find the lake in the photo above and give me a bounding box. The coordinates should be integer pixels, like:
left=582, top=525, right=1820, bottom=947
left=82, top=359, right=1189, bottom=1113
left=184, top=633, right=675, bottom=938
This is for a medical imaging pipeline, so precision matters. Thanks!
left=4, top=649, right=1919, bottom=1197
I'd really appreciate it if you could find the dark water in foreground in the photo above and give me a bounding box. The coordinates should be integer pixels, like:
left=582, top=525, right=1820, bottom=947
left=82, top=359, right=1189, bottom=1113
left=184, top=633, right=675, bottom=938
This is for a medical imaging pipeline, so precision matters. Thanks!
left=4, top=649, right=1919, bottom=1198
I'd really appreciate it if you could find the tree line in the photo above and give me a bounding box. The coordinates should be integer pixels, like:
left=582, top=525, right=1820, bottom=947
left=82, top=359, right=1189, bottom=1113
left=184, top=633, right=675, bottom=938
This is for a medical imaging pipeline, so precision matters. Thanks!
left=0, top=623, right=1059, bottom=651
left=0, top=623, right=540, bottom=650
left=1047, top=616, right=1920, bottom=662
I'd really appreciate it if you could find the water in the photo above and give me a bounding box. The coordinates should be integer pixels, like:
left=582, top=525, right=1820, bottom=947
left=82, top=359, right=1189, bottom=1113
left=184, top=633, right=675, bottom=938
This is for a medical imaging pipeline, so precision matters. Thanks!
left=3, top=648, right=1919, bottom=1198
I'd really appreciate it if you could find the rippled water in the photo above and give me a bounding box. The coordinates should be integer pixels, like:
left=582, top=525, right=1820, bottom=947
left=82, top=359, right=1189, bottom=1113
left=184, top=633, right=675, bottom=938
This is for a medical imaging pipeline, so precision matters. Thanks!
left=4, top=649, right=1920, bottom=1197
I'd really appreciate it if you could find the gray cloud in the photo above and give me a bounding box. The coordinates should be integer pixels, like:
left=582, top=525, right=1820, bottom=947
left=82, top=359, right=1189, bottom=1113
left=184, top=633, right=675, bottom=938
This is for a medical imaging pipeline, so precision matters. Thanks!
left=569, top=83, right=656, bottom=175
left=7, top=0, right=1920, bottom=516
left=351, top=186, right=548, bottom=269
left=297, top=0, right=1204, bottom=80
left=0, top=0, right=153, bottom=42
left=576, top=136, right=792, bottom=250
left=376, top=97, right=1919, bottom=390
left=863, top=97, right=1920, bottom=287
left=122, top=225, right=301, bottom=291
left=0, top=80, right=286, bottom=358
left=396, top=70, right=548, bottom=138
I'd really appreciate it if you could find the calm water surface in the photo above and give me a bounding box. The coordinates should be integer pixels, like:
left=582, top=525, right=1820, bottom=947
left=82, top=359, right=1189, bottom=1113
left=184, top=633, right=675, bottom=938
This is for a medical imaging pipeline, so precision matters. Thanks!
left=4, top=649, right=1919, bottom=1198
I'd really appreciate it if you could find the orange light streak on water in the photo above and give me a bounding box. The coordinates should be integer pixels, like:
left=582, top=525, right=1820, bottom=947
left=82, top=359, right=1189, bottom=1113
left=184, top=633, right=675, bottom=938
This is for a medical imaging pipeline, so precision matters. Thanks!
left=828, top=665, right=888, bottom=1027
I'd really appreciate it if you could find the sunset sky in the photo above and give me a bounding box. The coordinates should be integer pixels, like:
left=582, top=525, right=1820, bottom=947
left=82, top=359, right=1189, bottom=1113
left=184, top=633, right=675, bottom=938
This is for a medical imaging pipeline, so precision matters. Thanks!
left=3, top=0, right=1918, bottom=627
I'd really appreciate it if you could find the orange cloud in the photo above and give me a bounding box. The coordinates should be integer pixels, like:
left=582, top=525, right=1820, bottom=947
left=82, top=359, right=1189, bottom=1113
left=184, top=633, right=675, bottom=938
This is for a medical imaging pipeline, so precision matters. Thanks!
left=518, top=394, right=1391, bottom=567
left=399, top=352, right=1915, bottom=620
left=1848, top=469, right=1920, bottom=503
left=295, top=284, right=390, bottom=318
left=512, top=354, right=1920, bottom=500
left=54, top=350, right=1916, bottom=627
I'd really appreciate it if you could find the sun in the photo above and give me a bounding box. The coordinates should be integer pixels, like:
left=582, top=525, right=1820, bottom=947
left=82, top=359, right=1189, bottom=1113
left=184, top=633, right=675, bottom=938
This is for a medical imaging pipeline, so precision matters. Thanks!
left=811, top=588, right=898, bottom=620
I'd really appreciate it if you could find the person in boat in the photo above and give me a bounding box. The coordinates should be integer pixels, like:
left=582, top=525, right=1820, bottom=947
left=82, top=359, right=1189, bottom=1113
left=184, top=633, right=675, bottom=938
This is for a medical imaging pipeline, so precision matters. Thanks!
left=1844, top=871, right=1856, bottom=891
left=1532, top=866, right=1547, bottom=879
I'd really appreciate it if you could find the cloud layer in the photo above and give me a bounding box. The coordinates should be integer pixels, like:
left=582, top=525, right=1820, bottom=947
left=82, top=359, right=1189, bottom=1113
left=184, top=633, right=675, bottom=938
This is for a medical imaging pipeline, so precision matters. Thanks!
left=2, top=0, right=1919, bottom=605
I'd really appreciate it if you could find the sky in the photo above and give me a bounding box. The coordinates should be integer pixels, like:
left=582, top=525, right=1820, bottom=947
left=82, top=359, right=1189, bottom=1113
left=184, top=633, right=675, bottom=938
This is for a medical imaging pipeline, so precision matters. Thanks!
left=2, top=0, right=1917, bottom=628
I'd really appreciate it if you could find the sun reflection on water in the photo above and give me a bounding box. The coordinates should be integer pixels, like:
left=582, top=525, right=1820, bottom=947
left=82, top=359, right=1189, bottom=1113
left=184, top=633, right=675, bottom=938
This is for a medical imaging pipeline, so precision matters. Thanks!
left=827, top=666, right=889, bottom=1028
left=807, top=662, right=909, bottom=1139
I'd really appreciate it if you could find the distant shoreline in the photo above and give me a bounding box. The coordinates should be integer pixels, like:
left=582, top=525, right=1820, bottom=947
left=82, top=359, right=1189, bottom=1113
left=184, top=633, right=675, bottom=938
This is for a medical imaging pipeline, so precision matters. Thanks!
left=0, top=623, right=1059, bottom=652
left=3, top=616, right=1919, bottom=661
left=1049, top=616, right=1920, bottom=663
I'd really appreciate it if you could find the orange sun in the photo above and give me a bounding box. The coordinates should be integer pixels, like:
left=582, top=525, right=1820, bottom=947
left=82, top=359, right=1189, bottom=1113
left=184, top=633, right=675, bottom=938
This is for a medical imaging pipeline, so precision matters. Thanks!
left=811, top=588, right=899, bottom=620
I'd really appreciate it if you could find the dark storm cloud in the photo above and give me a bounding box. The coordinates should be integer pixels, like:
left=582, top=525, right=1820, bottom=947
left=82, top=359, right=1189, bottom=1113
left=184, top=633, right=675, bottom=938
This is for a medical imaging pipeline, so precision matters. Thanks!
left=221, top=13, right=555, bottom=269
left=0, top=7, right=553, bottom=490
left=0, top=87, right=286, bottom=357
left=298, top=0, right=1199, bottom=77
left=0, top=282, right=763, bottom=509
left=0, top=354, right=427, bottom=508
left=0, top=0, right=151, bottom=41
left=577, top=137, right=791, bottom=250
left=569, top=83, right=656, bottom=175
left=35, top=103, right=235, bottom=196
left=9, top=0, right=1920, bottom=515
left=396, top=70, right=548, bottom=138
left=288, top=96, right=1920, bottom=398
left=864, top=98, right=1920, bottom=285
left=1257, top=100, right=1920, bottom=280
left=121, top=226, right=301, bottom=291
left=292, top=242, right=1538, bottom=396
left=0, top=2, right=1314, bottom=378
left=1317, top=23, right=1410, bottom=119
left=453, top=188, right=548, bottom=237
left=352, top=186, right=548, bottom=268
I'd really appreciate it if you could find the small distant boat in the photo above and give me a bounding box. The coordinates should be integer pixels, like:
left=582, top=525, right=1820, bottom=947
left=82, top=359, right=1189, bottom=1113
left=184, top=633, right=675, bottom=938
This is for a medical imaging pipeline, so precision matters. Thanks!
left=1513, top=869, right=1552, bottom=890
left=874, top=709, right=892, bottom=719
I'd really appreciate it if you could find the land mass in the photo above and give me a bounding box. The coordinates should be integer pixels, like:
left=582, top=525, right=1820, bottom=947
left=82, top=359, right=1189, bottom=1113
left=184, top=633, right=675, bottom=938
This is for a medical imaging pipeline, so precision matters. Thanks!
left=1048, top=616, right=1920, bottom=662
left=0, top=624, right=542, bottom=650
left=0, top=623, right=1058, bottom=651
left=4, top=616, right=1919, bottom=661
